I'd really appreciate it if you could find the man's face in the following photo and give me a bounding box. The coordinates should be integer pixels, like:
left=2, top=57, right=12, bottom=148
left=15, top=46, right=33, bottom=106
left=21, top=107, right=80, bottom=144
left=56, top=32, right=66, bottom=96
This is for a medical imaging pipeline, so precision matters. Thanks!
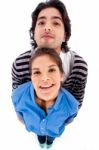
left=31, top=54, right=64, bottom=102
left=34, top=8, right=66, bottom=53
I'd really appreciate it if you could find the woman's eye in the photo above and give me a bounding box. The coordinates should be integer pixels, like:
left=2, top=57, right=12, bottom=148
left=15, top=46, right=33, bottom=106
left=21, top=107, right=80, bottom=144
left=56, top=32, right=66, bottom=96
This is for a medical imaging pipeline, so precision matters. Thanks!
left=32, top=71, right=41, bottom=75
left=49, top=68, right=56, bottom=72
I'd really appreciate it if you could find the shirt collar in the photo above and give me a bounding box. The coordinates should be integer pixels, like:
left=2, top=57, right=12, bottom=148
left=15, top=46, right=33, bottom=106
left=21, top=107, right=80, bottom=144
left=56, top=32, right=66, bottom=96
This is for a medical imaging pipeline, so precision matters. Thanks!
left=53, top=88, right=63, bottom=110
left=30, top=82, right=63, bottom=111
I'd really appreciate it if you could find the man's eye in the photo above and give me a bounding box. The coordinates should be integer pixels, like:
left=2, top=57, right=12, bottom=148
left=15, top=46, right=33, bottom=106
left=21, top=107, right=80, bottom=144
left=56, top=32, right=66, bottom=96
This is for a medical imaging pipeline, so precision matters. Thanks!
left=38, top=21, right=45, bottom=26
left=53, top=22, right=60, bottom=26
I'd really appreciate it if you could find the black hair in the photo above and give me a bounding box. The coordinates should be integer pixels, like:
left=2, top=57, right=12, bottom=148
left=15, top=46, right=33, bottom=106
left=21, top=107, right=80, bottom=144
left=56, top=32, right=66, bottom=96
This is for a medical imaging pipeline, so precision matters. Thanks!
left=29, top=0, right=71, bottom=52
left=29, top=47, right=64, bottom=75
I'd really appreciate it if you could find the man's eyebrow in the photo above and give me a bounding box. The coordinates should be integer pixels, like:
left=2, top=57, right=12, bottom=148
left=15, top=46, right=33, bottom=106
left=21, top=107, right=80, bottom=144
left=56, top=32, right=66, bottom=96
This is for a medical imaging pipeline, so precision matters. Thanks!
left=52, top=16, right=62, bottom=21
left=37, top=16, right=62, bottom=21
left=37, top=16, right=46, bottom=20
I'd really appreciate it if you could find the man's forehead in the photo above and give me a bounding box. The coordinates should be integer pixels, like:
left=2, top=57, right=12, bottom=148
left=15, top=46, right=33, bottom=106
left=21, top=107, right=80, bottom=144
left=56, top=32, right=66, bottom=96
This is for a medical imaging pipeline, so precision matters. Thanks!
left=37, top=8, right=62, bottom=20
left=37, top=16, right=62, bottom=21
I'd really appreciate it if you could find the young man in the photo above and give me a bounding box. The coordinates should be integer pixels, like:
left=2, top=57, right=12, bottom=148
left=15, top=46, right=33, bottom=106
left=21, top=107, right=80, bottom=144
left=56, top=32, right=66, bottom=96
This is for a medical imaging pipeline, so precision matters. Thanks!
left=12, top=0, right=88, bottom=108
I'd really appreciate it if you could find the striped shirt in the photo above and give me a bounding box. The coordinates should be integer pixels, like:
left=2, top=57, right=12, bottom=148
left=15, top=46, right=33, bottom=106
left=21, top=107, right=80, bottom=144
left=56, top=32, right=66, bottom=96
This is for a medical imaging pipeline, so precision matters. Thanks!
left=12, top=49, right=88, bottom=108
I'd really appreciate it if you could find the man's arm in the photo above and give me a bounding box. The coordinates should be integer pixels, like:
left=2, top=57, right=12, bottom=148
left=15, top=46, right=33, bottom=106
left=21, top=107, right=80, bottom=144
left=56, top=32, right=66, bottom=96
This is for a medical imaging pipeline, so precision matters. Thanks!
left=63, top=53, right=88, bottom=108
left=12, top=61, right=23, bottom=89
left=11, top=50, right=31, bottom=90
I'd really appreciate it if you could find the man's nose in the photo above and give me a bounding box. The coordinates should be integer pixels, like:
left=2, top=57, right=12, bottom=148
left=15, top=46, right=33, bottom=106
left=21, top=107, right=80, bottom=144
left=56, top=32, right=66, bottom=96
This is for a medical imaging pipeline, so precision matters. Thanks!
left=44, top=23, right=52, bottom=32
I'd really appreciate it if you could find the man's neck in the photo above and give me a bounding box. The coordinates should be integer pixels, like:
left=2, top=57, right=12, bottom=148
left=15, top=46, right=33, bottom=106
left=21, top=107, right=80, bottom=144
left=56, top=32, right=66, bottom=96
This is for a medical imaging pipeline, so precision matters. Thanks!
left=55, top=47, right=61, bottom=54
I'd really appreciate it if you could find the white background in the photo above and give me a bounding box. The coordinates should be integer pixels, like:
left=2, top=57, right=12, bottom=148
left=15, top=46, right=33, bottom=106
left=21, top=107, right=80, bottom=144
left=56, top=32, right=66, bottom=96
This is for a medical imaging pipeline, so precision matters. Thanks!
left=0, top=0, right=99, bottom=149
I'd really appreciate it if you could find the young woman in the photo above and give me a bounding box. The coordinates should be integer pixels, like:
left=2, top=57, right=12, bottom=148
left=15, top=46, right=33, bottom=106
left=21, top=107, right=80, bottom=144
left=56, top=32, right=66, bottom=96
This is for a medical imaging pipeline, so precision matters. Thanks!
left=12, top=47, right=79, bottom=149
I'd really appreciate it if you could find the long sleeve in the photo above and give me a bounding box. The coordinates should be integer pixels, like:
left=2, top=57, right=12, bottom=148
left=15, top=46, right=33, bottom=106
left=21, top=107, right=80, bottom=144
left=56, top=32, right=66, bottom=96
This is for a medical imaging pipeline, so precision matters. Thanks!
left=63, top=52, right=88, bottom=108
left=11, top=50, right=31, bottom=89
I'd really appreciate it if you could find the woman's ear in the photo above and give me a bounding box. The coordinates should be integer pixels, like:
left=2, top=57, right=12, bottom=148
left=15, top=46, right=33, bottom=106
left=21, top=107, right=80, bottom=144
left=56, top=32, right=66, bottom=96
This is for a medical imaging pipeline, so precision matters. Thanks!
left=30, top=72, right=32, bottom=80
left=61, top=73, right=65, bottom=83
left=30, top=74, right=33, bottom=80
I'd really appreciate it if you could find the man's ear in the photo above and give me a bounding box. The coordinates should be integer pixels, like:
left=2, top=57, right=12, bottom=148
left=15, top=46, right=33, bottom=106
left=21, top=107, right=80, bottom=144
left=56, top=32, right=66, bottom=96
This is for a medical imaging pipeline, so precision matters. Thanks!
left=63, top=32, right=66, bottom=42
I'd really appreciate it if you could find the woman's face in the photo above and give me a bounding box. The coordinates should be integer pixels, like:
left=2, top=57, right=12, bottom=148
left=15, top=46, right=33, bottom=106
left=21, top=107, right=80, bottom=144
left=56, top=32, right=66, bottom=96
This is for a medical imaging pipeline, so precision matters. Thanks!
left=31, top=54, right=64, bottom=101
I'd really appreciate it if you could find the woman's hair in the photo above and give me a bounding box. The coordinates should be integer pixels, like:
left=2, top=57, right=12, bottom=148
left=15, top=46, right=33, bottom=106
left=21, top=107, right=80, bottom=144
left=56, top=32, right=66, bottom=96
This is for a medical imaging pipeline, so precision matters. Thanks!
left=29, top=0, right=71, bottom=52
left=29, top=47, right=64, bottom=75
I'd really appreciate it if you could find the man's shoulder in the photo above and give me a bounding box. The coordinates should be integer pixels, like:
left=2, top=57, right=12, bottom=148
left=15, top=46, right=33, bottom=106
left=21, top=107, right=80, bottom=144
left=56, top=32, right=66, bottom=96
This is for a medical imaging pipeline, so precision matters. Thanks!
left=12, top=50, right=32, bottom=67
left=69, top=50, right=88, bottom=79
left=15, top=50, right=32, bottom=61
left=71, top=50, right=87, bottom=65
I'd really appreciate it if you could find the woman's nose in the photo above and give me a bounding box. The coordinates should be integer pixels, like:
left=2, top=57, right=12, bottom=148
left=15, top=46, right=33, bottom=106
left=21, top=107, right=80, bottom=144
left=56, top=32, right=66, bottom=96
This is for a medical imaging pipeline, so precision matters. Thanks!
left=41, top=74, right=50, bottom=82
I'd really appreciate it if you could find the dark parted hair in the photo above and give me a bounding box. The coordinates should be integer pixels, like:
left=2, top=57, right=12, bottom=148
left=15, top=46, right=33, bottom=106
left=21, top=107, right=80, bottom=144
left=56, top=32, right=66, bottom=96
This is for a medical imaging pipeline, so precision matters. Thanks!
left=29, top=0, right=71, bottom=52
left=29, top=47, right=64, bottom=75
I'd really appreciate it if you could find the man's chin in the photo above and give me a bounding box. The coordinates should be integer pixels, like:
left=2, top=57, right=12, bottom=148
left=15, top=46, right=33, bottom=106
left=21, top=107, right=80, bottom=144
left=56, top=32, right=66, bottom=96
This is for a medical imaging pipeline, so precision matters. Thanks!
left=40, top=43, right=54, bottom=48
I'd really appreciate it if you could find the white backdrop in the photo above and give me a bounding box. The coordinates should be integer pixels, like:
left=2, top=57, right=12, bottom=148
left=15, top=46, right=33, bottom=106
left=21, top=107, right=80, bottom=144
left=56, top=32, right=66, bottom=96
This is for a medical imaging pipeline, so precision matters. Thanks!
left=0, top=0, right=99, bottom=149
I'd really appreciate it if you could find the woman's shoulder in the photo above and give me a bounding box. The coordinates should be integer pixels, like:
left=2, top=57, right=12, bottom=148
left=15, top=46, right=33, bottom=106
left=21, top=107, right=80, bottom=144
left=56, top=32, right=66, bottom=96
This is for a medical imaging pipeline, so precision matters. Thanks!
left=59, top=87, right=79, bottom=109
left=12, top=81, right=32, bottom=96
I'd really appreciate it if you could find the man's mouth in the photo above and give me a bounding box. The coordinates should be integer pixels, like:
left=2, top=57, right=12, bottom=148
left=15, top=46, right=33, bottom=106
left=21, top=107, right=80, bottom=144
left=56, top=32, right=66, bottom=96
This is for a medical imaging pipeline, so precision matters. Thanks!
left=41, top=33, right=54, bottom=39
left=42, top=35, right=53, bottom=38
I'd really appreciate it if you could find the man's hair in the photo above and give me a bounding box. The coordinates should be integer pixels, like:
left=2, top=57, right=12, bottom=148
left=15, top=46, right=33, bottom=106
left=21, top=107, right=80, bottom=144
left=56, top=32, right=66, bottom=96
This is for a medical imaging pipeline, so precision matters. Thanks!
left=29, top=47, right=64, bottom=75
left=29, top=0, right=71, bottom=52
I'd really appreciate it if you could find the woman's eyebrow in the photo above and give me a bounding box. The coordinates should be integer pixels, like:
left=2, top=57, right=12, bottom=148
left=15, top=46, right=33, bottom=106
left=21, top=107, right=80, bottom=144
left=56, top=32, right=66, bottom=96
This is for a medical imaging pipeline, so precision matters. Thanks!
left=48, top=64, right=57, bottom=68
left=31, top=68, right=39, bottom=71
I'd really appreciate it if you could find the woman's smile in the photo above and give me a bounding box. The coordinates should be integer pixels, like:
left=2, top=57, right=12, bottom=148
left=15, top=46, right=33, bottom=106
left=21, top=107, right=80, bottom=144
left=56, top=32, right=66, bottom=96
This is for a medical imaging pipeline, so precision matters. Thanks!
left=39, top=84, right=55, bottom=93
